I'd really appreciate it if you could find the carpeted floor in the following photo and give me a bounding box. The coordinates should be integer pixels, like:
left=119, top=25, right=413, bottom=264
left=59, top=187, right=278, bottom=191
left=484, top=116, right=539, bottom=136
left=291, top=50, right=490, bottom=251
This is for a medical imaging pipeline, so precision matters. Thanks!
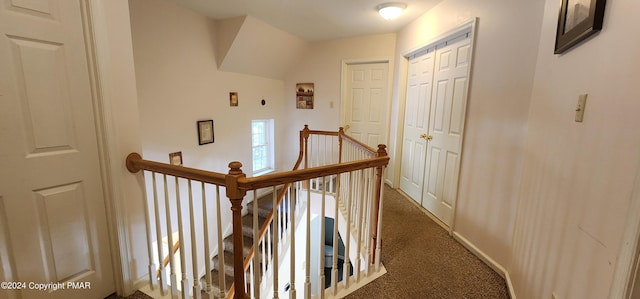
left=111, top=186, right=508, bottom=299
left=345, top=186, right=509, bottom=299
left=105, top=290, right=152, bottom=299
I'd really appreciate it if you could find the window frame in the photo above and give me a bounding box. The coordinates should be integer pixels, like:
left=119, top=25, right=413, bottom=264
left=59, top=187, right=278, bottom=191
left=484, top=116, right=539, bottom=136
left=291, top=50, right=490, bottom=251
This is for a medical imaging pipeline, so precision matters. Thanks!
left=251, top=119, right=275, bottom=176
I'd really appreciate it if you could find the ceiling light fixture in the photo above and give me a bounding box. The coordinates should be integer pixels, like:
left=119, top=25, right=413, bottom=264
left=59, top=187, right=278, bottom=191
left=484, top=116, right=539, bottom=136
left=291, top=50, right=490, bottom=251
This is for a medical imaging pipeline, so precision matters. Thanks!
left=376, top=2, right=407, bottom=20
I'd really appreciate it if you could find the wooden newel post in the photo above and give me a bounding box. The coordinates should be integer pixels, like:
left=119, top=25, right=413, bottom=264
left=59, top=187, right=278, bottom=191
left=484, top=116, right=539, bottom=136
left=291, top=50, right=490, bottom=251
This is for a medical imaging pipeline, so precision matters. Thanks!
left=226, top=162, right=249, bottom=299
left=338, top=127, right=344, bottom=164
left=371, top=144, right=387, bottom=263
left=302, top=125, right=310, bottom=169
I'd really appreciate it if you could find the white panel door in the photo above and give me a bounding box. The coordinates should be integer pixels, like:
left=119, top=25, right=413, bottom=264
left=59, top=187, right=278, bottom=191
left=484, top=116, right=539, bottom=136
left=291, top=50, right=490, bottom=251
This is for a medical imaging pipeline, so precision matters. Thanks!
left=343, top=62, right=389, bottom=149
left=421, top=34, right=472, bottom=225
left=399, top=50, right=435, bottom=202
left=0, top=1, right=115, bottom=298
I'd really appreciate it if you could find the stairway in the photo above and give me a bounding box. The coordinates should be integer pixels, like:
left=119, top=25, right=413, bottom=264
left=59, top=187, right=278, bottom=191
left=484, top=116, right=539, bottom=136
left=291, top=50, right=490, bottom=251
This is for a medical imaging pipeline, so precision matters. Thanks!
left=201, top=192, right=274, bottom=298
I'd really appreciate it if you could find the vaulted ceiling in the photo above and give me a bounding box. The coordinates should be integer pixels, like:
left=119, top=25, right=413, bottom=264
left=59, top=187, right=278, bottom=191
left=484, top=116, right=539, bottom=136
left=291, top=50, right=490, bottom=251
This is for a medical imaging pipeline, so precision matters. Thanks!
left=167, top=0, right=444, bottom=41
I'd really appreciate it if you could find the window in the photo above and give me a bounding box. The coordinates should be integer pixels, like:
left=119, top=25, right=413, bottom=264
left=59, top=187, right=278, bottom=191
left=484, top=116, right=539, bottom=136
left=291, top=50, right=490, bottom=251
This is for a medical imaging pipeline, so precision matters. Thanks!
left=252, top=119, right=274, bottom=175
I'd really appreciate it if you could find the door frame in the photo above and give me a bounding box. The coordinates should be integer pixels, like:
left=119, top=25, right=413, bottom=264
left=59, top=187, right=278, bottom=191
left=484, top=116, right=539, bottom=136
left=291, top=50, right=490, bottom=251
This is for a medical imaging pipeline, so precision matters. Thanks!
left=81, top=1, right=139, bottom=295
left=609, top=157, right=640, bottom=298
left=340, top=58, right=393, bottom=148
left=393, top=18, right=478, bottom=234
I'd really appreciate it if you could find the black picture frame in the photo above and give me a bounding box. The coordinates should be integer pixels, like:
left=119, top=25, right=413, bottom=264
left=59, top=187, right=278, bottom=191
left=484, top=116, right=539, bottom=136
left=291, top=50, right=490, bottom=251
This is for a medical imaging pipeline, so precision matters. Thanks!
left=555, top=0, right=606, bottom=54
left=197, top=120, right=214, bottom=145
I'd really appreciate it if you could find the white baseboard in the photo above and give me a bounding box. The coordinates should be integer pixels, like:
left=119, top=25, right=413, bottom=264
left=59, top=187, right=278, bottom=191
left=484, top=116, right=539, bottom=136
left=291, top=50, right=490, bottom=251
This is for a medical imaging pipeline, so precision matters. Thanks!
left=452, top=232, right=516, bottom=299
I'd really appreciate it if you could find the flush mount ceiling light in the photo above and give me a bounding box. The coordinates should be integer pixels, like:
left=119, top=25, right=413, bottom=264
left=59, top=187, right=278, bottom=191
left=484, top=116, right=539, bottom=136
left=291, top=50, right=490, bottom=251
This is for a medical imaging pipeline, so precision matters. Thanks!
left=376, top=2, right=407, bottom=20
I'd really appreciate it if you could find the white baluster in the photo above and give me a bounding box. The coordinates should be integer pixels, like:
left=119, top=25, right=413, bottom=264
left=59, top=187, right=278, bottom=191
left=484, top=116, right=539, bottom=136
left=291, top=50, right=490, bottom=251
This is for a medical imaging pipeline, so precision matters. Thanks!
left=252, top=190, right=260, bottom=299
left=343, top=172, right=352, bottom=290
left=215, top=186, right=225, bottom=298
left=188, top=180, right=201, bottom=299
left=289, top=184, right=297, bottom=299
left=331, top=175, right=340, bottom=296
left=374, top=167, right=385, bottom=271
left=363, top=170, right=373, bottom=277
left=319, top=176, right=326, bottom=299
left=305, top=178, right=311, bottom=299
left=152, top=173, right=167, bottom=295
left=266, top=225, right=272, bottom=277
left=175, top=177, right=189, bottom=299
left=355, top=170, right=366, bottom=283
left=201, top=182, right=213, bottom=299
left=163, top=175, right=178, bottom=298
left=273, top=187, right=279, bottom=299
left=142, top=171, right=156, bottom=290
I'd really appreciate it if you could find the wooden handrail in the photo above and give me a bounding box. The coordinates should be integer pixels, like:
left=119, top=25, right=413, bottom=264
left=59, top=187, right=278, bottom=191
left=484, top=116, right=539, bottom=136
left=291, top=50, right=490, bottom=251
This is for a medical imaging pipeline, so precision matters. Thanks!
left=238, top=157, right=388, bottom=190
left=126, top=153, right=387, bottom=191
left=338, top=127, right=379, bottom=155
left=126, top=152, right=226, bottom=185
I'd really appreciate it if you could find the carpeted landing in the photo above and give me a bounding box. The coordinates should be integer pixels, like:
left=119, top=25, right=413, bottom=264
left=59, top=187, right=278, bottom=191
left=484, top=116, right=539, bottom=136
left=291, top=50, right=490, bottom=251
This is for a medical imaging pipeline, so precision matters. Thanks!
left=105, top=290, right=152, bottom=299
left=344, top=186, right=510, bottom=299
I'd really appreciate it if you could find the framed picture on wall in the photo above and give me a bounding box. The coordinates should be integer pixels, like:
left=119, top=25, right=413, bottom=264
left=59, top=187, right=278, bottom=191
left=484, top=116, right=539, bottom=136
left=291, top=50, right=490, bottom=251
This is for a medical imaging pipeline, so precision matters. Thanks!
left=554, top=0, right=606, bottom=54
left=230, top=92, right=238, bottom=107
left=169, top=151, right=183, bottom=166
left=197, top=120, right=214, bottom=145
left=296, top=83, right=314, bottom=109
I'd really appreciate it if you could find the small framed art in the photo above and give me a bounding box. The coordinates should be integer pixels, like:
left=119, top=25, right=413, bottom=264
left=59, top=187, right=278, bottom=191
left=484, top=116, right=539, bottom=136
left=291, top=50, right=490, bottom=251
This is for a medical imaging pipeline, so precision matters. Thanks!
left=197, top=120, right=214, bottom=145
left=230, top=92, right=238, bottom=107
left=169, top=151, right=183, bottom=166
left=296, top=83, right=314, bottom=109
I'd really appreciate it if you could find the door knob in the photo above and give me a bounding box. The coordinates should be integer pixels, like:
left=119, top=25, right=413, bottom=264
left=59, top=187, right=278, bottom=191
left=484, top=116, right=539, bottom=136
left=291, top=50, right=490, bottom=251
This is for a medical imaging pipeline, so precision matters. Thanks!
left=420, top=134, right=433, bottom=141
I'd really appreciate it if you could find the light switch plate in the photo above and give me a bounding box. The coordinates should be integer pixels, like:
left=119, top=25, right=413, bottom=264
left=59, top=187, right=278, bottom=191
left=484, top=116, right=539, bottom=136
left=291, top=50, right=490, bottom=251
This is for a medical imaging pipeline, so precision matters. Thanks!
left=575, top=94, right=587, bottom=122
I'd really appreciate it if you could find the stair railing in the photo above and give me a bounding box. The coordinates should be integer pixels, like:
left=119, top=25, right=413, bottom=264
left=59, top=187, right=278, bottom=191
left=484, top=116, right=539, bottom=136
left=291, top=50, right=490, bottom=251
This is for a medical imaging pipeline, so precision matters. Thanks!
left=126, top=126, right=389, bottom=299
left=127, top=153, right=230, bottom=299
left=227, top=126, right=388, bottom=298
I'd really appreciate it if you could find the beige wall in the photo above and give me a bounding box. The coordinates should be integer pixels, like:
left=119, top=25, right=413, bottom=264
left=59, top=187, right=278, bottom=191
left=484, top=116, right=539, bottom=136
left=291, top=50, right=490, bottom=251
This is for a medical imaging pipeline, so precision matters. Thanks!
left=129, top=0, right=287, bottom=175
left=282, top=34, right=397, bottom=167
left=511, top=0, right=640, bottom=297
left=390, top=0, right=545, bottom=271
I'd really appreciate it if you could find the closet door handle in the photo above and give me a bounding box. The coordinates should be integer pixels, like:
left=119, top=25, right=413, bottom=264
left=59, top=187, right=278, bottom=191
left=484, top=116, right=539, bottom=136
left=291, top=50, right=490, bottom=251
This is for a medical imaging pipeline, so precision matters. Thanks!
left=420, top=134, right=433, bottom=141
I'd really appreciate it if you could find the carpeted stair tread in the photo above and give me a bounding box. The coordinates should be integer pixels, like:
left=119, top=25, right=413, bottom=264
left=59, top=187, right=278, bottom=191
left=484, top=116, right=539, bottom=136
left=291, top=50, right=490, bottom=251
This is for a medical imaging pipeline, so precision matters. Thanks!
left=200, top=268, right=233, bottom=298
left=223, top=233, right=255, bottom=256
left=247, top=195, right=274, bottom=218
left=200, top=191, right=277, bottom=298
left=212, top=250, right=235, bottom=277
left=241, top=213, right=268, bottom=237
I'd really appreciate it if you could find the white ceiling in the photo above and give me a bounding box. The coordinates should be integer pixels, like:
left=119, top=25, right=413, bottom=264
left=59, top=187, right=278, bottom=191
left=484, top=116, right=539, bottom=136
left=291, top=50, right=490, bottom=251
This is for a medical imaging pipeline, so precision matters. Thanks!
left=166, top=0, right=444, bottom=41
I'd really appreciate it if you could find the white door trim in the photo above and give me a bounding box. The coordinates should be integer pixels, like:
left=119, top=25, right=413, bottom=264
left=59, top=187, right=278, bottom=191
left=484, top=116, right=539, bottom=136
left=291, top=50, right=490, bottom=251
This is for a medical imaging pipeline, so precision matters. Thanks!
left=340, top=58, right=393, bottom=146
left=82, top=1, right=134, bottom=295
left=609, top=158, right=640, bottom=298
left=393, top=18, right=478, bottom=235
